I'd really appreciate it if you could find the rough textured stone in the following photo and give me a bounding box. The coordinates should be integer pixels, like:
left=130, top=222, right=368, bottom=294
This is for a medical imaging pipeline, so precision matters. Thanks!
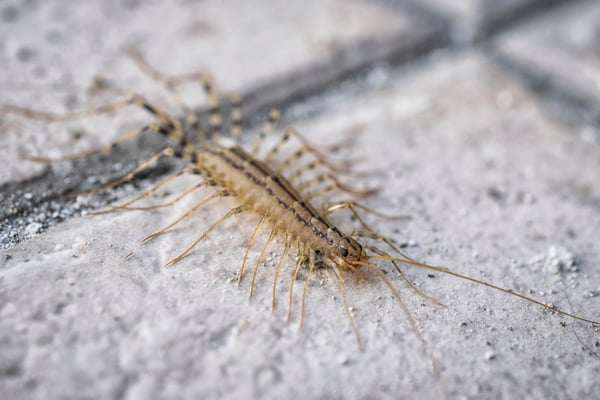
left=0, top=0, right=425, bottom=185
left=409, top=0, right=572, bottom=41
left=493, top=0, right=600, bottom=138
left=2, top=49, right=599, bottom=399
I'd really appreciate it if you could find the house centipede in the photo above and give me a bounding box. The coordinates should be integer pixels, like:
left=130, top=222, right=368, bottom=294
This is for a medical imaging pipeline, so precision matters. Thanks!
left=2, top=49, right=599, bottom=383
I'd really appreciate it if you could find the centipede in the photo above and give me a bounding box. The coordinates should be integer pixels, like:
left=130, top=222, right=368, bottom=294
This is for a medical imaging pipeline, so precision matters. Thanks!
left=2, top=49, right=599, bottom=384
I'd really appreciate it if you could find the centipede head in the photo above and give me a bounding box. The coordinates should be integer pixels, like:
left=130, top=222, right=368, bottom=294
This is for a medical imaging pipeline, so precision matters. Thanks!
left=331, top=236, right=367, bottom=271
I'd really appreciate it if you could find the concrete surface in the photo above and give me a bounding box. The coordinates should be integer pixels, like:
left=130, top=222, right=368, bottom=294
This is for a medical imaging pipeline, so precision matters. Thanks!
left=493, top=0, right=600, bottom=134
left=1, top=1, right=600, bottom=399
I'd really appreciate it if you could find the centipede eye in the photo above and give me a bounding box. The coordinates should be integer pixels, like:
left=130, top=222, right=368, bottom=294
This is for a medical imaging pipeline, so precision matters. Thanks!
left=339, top=246, right=349, bottom=257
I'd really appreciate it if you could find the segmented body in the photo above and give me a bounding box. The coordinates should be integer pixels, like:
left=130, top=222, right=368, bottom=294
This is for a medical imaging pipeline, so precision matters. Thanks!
left=198, top=143, right=357, bottom=257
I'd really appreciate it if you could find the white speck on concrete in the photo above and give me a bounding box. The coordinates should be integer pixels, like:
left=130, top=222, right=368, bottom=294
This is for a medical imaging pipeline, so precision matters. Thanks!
left=545, top=246, right=579, bottom=274
left=24, top=222, right=42, bottom=236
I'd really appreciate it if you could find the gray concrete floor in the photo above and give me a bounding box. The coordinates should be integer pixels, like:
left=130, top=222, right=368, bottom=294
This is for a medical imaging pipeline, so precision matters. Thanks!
left=1, top=1, right=600, bottom=399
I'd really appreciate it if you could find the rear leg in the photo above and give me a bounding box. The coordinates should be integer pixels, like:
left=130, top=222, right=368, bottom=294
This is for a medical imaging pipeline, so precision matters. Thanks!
left=2, top=94, right=185, bottom=161
left=63, top=147, right=178, bottom=199
left=129, top=48, right=242, bottom=144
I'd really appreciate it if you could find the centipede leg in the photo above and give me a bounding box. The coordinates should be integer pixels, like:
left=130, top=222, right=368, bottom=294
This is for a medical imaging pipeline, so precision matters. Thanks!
left=287, top=247, right=307, bottom=323
left=275, top=128, right=364, bottom=175
left=364, top=244, right=446, bottom=308
left=103, top=180, right=212, bottom=212
left=249, top=226, right=280, bottom=302
left=330, top=264, right=362, bottom=351
left=297, top=172, right=376, bottom=199
left=129, top=47, right=241, bottom=145
left=252, top=109, right=281, bottom=155
left=128, top=48, right=211, bottom=111
left=325, top=200, right=410, bottom=222
left=360, top=261, right=441, bottom=381
left=272, top=240, right=293, bottom=312
left=3, top=94, right=185, bottom=162
left=239, top=215, right=268, bottom=287
left=63, top=147, right=179, bottom=199
left=166, top=205, right=246, bottom=266
left=94, top=170, right=209, bottom=214
left=299, top=251, right=316, bottom=329
left=143, top=190, right=229, bottom=243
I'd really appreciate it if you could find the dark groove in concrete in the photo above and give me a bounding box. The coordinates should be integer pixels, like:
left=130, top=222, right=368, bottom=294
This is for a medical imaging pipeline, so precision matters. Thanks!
left=489, top=48, right=600, bottom=133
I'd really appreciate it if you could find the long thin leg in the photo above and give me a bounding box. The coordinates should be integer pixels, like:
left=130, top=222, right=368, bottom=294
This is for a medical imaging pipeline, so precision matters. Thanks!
left=127, top=48, right=191, bottom=113
left=299, top=251, right=316, bottom=329
left=264, top=125, right=292, bottom=163
left=91, top=167, right=203, bottom=214
left=297, top=172, right=376, bottom=198
left=238, top=215, right=268, bottom=287
left=128, top=48, right=218, bottom=117
left=330, top=264, right=362, bottom=351
left=274, top=128, right=362, bottom=174
left=131, top=58, right=223, bottom=141
left=326, top=200, right=410, bottom=222
left=304, top=181, right=376, bottom=202
left=357, top=260, right=442, bottom=381
left=285, top=159, right=319, bottom=183
left=364, top=244, right=446, bottom=308
left=287, top=247, right=306, bottom=323
left=107, top=180, right=210, bottom=212
left=4, top=94, right=186, bottom=160
left=143, top=190, right=229, bottom=243
left=249, top=226, right=280, bottom=302
left=229, top=94, right=243, bottom=143
left=1, top=94, right=172, bottom=123
left=272, top=240, right=293, bottom=312
left=21, top=125, right=153, bottom=163
left=252, top=109, right=281, bottom=155
left=166, top=205, right=246, bottom=267
left=278, top=148, right=366, bottom=178
left=64, top=147, right=176, bottom=199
